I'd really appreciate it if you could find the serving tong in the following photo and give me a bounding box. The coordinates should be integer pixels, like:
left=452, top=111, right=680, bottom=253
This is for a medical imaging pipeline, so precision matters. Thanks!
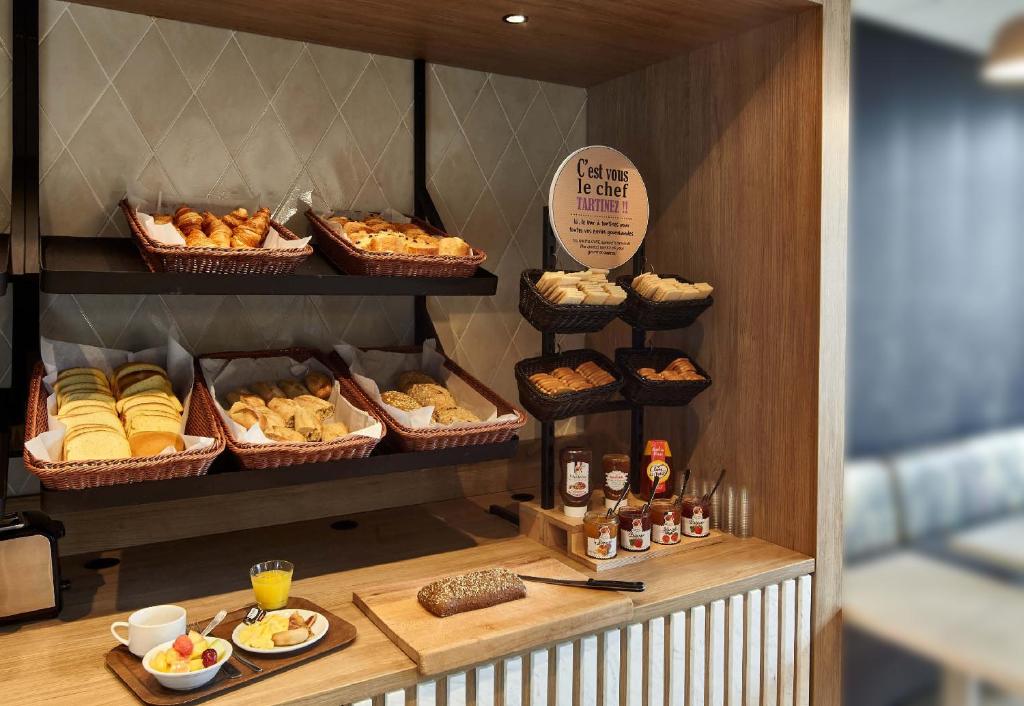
left=518, top=575, right=645, bottom=592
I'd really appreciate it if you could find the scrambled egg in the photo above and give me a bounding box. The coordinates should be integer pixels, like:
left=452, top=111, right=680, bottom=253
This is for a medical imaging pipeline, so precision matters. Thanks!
left=236, top=613, right=290, bottom=649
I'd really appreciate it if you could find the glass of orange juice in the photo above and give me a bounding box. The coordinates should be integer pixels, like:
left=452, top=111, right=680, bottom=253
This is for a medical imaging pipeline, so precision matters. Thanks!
left=249, top=560, right=294, bottom=610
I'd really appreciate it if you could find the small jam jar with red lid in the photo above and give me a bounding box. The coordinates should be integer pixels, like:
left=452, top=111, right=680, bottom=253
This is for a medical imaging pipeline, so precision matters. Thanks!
left=680, top=495, right=711, bottom=538
left=650, top=498, right=681, bottom=545
left=618, top=506, right=652, bottom=552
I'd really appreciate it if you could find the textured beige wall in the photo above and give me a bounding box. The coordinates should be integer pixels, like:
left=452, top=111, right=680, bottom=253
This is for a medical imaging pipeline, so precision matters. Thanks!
left=9, top=1, right=588, bottom=495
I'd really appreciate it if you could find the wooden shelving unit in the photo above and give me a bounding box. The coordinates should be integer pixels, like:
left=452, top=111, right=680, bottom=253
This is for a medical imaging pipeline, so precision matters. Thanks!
left=39, top=437, right=519, bottom=513
left=5, top=1, right=849, bottom=701
left=39, top=236, right=498, bottom=296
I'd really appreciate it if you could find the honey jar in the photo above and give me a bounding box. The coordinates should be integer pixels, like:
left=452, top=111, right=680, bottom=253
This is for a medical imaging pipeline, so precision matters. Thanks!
left=618, top=506, right=652, bottom=552
left=650, top=498, right=681, bottom=545
left=583, top=511, right=619, bottom=560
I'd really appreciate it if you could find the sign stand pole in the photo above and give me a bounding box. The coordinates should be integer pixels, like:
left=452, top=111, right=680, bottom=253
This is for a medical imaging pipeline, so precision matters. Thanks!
left=538, top=208, right=646, bottom=510
left=540, top=208, right=557, bottom=509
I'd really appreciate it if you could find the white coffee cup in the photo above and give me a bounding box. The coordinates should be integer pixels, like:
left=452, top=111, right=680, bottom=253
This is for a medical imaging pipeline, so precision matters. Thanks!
left=111, top=604, right=187, bottom=657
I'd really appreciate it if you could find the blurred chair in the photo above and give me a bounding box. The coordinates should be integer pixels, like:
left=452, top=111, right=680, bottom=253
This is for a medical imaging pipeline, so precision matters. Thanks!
left=843, top=430, right=1024, bottom=705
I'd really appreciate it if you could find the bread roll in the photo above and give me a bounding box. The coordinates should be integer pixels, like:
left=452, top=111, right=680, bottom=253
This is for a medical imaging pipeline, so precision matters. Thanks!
left=304, top=372, right=332, bottom=400
left=417, top=569, right=526, bottom=617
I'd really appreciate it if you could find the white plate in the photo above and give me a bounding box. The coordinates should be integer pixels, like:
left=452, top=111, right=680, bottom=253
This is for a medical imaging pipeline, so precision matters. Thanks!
left=231, top=609, right=329, bottom=654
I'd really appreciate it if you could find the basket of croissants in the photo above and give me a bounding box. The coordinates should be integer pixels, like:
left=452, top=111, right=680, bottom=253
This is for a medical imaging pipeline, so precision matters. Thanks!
left=196, top=348, right=387, bottom=470
left=305, top=209, right=486, bottom=277
left=120, top=198, right=313, bottom=276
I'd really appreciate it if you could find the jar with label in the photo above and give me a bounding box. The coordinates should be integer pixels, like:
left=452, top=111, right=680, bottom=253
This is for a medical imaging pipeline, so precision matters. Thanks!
left=680, top=495, right=711, bottom=537
left=650, top=498, right=681, bottom=545
left=602, top=453, right=630, bottom=508
left=639, top=440, right=673, bottom=500
left=583, top=511, right=619, bottom=560
left=559, top=447, right=593, bottom=518
left=617, top=506, right=652, bottom=552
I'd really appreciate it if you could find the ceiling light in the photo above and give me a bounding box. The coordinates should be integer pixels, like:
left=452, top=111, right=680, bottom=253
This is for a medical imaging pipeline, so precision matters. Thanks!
left=984, top=15, right=1024, bottom=84
left=503, top=14, right=528, bottom=24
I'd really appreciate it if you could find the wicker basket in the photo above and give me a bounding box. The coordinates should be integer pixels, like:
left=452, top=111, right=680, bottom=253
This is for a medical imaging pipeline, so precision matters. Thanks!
left=120, top=199, right=314, bottom=275
left=615, top=347, right=712, bottom=406
left=615, top=274, right=714, bottom=330
left=22, top=362, right=225, bottom=491
left=329, top=346, right=526, bottom=451
left=514, top=349, right=622, bottom=421
left=197, top=347, right=386, bottom=470
left=305, top=210, right=487, bottom=277
left=518, top=269, right=624, bottom=334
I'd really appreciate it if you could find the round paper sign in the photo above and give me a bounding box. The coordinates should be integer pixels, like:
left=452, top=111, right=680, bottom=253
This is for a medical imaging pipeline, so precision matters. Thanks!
left=547, top=145, right=649, bottom=270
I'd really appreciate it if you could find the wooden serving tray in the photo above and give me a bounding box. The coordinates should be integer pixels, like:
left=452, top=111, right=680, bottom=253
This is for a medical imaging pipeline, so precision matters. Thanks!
left=106, top=597, right=357, bottom=705
left=353, top=557, right=632, bottom=675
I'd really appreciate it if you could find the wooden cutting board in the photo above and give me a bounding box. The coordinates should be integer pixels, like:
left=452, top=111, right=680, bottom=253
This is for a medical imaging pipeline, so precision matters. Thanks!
left=106, top=597, right=357, bottom=705
left=352, top=558, right=633, bottom=675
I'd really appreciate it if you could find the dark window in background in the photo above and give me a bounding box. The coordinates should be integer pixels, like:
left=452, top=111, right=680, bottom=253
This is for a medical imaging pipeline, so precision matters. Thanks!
left=848, top=21, right=1024, bottom=457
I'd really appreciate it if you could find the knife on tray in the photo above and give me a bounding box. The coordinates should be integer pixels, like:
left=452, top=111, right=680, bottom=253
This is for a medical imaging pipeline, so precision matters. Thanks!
left=518, top=575, right=646, bottom=592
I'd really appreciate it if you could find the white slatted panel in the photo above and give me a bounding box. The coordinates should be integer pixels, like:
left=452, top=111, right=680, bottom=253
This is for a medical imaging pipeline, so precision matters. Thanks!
left=745, top=589, right=763, bottom=706
left=667, top=611, right=686, bottom=706
left=709, top=600, right=727, bottom=706
left=779, top=579, right=797, bottom=706
left=762, top=584, right=780, bottom=706
left=448, top=672, right=467, bottom=706
left=555, top=642, right=574, bottom=706
left=603, top=628, right=621, bottom=706
left=688, top=605, right=707, bottom=706
left=647, top=616, right=665, bottom=706
left=530, top=649, right=549, bottom=706
left=727, top=595, right=744, bottom=706
left=357, top=573, right=813, bottom=706
left=476, top=664, right=496, bottom=706
left=795, top=576, right=812, bottom=706
left=504, top=656, right=523, bottom=706
left=624, top=623, right=644, bottom=706
left=580, top=635, right=599, bottom=706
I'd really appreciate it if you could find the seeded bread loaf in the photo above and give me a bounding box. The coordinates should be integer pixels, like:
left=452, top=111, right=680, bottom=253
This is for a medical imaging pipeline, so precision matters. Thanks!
left=417, top=568, right=526, bottom=617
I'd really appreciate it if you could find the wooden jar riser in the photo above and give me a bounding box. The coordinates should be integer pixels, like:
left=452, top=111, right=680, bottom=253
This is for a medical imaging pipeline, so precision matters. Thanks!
left=519, top=492, right=728, bottom=571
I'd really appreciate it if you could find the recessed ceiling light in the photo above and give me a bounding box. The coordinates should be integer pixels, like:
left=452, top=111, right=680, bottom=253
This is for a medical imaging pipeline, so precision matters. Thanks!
left=503, top=14, right=528, bottom=24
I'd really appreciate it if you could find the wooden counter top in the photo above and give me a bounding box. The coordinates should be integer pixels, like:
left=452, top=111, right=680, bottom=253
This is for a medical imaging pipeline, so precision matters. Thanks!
left=0, top=493, right=812, bottom=705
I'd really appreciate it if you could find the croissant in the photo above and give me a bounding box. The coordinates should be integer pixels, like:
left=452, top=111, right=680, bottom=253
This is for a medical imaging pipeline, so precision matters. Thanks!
left=209, top=229, right=230, bottom=248
left=231, top=224, right=262, bottom=248
left=202, top=211, right=232, bottom=243
left=173, top=205, right=202, bottom=231
left=222, top=207, right=249, bottom=229
left=185, top=229, right=213, bottom=248
left=247, top=207, right=271, bottom=237
left=230, top=235, right=255, bottom=249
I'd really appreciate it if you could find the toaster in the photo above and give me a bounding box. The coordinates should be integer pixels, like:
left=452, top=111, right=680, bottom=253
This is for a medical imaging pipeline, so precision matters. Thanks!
left=0, top=510, right=65, bottom=624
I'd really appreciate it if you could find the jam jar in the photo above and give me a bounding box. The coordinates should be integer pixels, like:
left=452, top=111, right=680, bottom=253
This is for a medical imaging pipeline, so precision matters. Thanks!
left=680, top=495, right=711, bottom=537
left=602, top=453, right=630, bottom=508
left=618, top=506, right=652, bottom=552
left=650, top=498, right=681, bottom=545
left=583, top=510, right=619, bottom=560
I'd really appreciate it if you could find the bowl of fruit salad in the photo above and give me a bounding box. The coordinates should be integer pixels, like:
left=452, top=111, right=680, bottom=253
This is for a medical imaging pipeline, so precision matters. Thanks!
left=142, top=629, right=232, bottom=691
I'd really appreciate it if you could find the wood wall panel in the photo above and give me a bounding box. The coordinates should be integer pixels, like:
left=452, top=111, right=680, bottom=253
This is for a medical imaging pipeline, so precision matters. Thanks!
left=586, top=9, right=825, bottom=557
left=586, top=6, right=848, bottom=703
